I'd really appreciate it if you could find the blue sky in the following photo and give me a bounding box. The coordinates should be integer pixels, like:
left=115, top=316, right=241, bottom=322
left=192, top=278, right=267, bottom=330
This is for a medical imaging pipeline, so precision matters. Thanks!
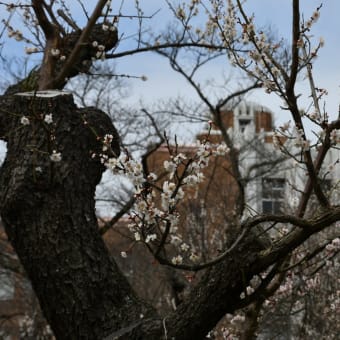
left=1, top=1, right=340, bottom=135
left=110, top=0, right=340, bottom=126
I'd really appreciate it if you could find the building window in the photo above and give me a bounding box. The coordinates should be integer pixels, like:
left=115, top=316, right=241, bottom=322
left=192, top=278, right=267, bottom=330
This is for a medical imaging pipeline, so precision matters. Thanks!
left=262, top=178, right=285, bottom=214
left=239, top=119, right=251, bottom=133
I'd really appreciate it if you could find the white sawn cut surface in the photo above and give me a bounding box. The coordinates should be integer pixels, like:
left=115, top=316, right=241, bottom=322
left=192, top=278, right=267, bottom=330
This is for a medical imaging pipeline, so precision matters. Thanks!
left=15, top=90, right=71, bottom=97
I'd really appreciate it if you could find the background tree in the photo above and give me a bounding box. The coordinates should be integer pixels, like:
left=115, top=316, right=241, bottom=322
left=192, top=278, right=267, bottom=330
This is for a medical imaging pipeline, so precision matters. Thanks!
left=0, top=1, right=339, bottom=339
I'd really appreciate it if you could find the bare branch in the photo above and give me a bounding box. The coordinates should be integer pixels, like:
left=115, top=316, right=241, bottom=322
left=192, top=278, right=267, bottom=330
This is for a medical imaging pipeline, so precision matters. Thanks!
left=57, top=9, right=79, bottom=31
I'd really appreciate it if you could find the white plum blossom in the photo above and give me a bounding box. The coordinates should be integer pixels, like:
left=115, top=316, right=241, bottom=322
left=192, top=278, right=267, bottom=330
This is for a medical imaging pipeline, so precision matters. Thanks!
left=230, top=314, right=245, bottom=324
left=147, top=172, right=157, bottom=181
left=171, top=255, right=183, bottom=265
left=279, top=121, right=291, bottom=132
left=176, top=187, right=185, bottom=200
left=180, top=243, right=190, bottom=252
left=164, top=160, right=176, bottom=175
left=330, top=129, right=340, bottom=144
left=214, top=143, right=230, bottom=156
left=325, top=238, right=340, bottom=252
left=135, top=200, right=148, bottom=213
left=122, top=159, right=145, bottom=189
left=161, top=181, right=176, bottom=210
left=168, top=214, right=179, bottom=231
left=25, top=46, right=38, bottom=54
left=8, top=29, right=23, bottom=41
left=197, top=141, right=211, bottom=158
left=134, top=232, right=141, bottom=242
left=145, top=234, right=157, bottom=243
left=120, top=251, right=127, bottom=258
left=183, top=173, right=204, bottom=187
left=319, top=36, right=325, bottom=47
left=246, top=286, right=255, bottom=295
left=50, top=151, right=62, bottom=162
left=250, top=275, right=261, bottom=288
left=44, top=114, right=53, bottom=124
left=102, top=134, right=114, bottom=152
left=189, top=253, right=199, bottom=262
left=272, top=132, right=282, bottom=150
left=173, top=153, right=187, bottom=164
left=162, top=181, right=176, bottom=195
left=20, top=116, right=30, bottom=125
left=50, top=48, right=60, bottom=57
left=239, top=56, right=246, bottom=66
left=170, top=235, right=182, bottom=246
left=312, top=10, right=320, bottom=21
left=96, top=51, right=104, bottom=59
left=105, top=157, right=118, bottom=170
left=103, top=134, right=113, bottom=143
left=293, top=128, right=310, bottom=150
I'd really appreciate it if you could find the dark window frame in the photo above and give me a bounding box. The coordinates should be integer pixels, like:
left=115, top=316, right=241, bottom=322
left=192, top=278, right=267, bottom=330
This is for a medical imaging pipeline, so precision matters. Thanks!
left=262, top=178, right=285, bottom=214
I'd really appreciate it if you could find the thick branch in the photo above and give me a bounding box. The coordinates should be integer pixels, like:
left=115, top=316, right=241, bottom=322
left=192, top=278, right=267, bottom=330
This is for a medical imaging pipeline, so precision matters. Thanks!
left=162, top=206, right=339, bottom=339
left=257, top=207, right=340, bottom=270
left=52, top=0, right=108, bottom=89
left=32, top=0, right=54, bottom=38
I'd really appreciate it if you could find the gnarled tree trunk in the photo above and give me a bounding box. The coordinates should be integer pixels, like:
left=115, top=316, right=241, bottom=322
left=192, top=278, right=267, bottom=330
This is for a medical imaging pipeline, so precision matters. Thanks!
left=0, top=92, right=156, bottom=339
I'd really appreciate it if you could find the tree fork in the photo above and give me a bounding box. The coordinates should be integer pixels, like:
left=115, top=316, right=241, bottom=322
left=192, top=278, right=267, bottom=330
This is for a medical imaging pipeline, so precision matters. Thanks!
left=0, top=92, right=156, bottom=339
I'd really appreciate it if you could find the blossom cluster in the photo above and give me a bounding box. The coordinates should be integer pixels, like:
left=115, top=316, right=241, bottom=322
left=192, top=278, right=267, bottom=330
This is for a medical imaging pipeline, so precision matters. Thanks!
left=272, top=122, right=313, bottom=153
left=101, top=133, right=230, bottom=265
left=293, top=128, right=310, bottom=151
left=196, top=3, right=325, bottom=99
left=257, top=237, right=339, bottom=333
left=92, top=41, right=106, bottom=60
left=25, top=46, right=39, bottom=54
left=7, top=27, right=24, bottom=41
left=4, top=6, right=36, bottom=44
left=19, top=313, right=53, bottom=339
left=325, top=237, right=340, bottom=252
left=302, top=8, right=321, bottom=31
